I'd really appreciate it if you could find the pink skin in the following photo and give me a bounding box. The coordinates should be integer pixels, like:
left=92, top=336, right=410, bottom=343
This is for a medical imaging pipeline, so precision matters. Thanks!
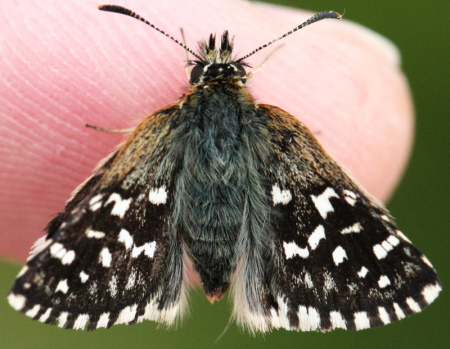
left=0, top=0, right=413, bottom=265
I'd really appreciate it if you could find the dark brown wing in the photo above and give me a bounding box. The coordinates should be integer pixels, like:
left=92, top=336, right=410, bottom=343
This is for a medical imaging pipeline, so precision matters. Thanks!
left=8, top=104, right=188, bottom=330
left=232, top=105, right=441, bottom=332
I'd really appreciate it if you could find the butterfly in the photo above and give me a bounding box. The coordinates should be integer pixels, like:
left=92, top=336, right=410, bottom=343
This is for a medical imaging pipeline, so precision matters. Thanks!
left=8, top=5, right=440, bottom=333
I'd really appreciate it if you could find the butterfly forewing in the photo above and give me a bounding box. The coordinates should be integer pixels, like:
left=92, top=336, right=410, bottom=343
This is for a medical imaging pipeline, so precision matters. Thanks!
left=9, top=106, right=188, bottom=330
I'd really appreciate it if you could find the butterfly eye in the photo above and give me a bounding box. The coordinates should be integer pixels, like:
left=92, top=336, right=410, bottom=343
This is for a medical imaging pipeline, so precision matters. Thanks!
left=237, top=64, right=247, bottom=83
left=190, top=63, right=205, bottom=84
left=237, top=64, right=247, bottom=79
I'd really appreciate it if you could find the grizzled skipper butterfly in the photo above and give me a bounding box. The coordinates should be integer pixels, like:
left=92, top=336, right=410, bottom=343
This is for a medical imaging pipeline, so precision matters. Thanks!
left=9, top=5, right=440, bottom=333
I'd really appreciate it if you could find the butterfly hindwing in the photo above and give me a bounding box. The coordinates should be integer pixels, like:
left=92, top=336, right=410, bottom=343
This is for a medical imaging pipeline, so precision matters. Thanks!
left=270, top=182, right=440, bottom=331
left=8, top=105, right=187, bottom=330
left=232, top=105, right=441, bottom=332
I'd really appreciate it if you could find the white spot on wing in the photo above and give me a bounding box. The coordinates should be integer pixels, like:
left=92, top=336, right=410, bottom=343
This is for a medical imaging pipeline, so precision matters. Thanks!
left=271, top=296, right=290, bottom=330
left=90, top=202, right=102, bottom=211
left=373, top=244, right=388, bottom=259
left=79, top=271, right=89, bottom=283
left=126, top=270, right=137, bottom=290
left=421, top=255, right=434, bottom=268
left=7, top=293, right=26, bottom=311
left=73, top=314, right=89, bottom=330
left=332, top=246, right=347, bottom=266
left=57, top=312, right=69, bottom=328
left=344, top=190, right=357, bottom=206
left=393, top=302, right=405, bottom=319
left=86, top=229, right=105, bottom=239
left=357, top=266, right=369, bottom=278
left=99, top=247, right=112, bottom=267
left=422, top=283, right=441, bottom=304
left=138, top=296, right=180, bottom=325
left=272, top=184, right=292, bottom=205
left=406, top=298, right=421, bottom=313
left=308, top=307, right=320, bottom=330
left=396, top=230, right=412, bottom=243
left=344, top=190, right=356, bottom=198
left=283, top=241, right=309, bottom=259
left=345, top=197, right=356, bottom=206
left=297, top=306, right=320, bottom=331
left=89, top=194, right=103, bottom=211
left=298, top=306, right=308, bottom=331
left=17, top=266, right=29, bottom=278
left=341, top=222, right=362, bottom=234
left=354, top=311, right=370, bottom=330
left=378, top=275, right=391, bottom=288
left=97, top=312, right=110, bottom=329
left=116, top=304, right=138, bottom=324
left=387, top=235, right=400, bottom=246
left=55, top=279, right=69, bottom=294
left=381, top=215, right=390, bottom=222
left=131, top=241, right=157, bottom=258
left=25, top=304, right=41, bottom=318
left=308, top=225, right=326, bottom=250
left=330, top=311, right=346, bottom=329
left=374, top=235, right=401, bottom=260
left=118, top=229, right=133, bottom=250
left=50, top=243, right=64, bottom=257
left=149, top=186, right=168, bottom=205
left=323, top=272, right=336, bottom=291
left=61, top=250, right=76, bottom=265
left=39, top=307, right=52, bottom=323
left=381, top=240, right=394, bottom=252
left=54, top=247, right=67, bottom=260
left=378, top=307, right=391, bottom=324
left=50, top=243, right=75, bottom=265
left=311, top=187, right=339, bottom=219
left=109, top=275, right=118, bottom=298
left=105, top=193, right=132, bottom=218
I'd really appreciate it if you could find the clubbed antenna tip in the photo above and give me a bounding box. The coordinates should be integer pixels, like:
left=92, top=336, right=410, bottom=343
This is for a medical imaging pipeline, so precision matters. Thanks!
left=237, top=10, right=342, bottom=62
left=98, top=5, right=203, bottom=60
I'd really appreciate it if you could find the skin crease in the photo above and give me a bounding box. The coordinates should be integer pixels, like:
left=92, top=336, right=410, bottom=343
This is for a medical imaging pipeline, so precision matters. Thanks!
left=0, top=0, right=413, bottom=271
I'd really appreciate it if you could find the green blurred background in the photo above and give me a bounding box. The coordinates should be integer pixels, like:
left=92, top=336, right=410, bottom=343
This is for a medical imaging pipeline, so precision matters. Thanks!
left=1, top=0, right=448, bottom=348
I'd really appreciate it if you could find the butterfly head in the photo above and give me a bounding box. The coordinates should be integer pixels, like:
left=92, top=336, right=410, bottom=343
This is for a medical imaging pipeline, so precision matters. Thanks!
left=189, top=31, right=249, bottom=85
left=97, top=6, right=341, bottom=87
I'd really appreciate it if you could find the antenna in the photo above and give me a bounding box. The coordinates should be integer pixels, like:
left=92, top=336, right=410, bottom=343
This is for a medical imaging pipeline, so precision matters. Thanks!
left=98, top=5, right=204, bottom=61
left=237, top=11, right=341, bottom=62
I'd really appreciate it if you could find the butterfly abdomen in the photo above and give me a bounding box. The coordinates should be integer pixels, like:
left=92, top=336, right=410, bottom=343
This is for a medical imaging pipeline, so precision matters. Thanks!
left=174, top=84, right=272, bottom=300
